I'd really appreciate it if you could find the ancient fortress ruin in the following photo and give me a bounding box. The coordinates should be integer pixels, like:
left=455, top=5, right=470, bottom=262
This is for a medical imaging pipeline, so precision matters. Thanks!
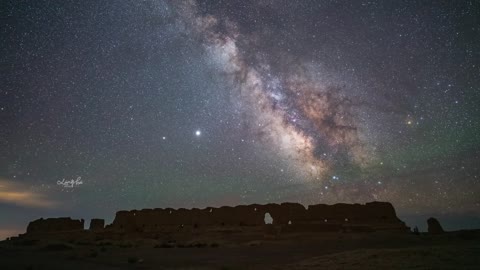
left=24, top=202, right=409, bottom=236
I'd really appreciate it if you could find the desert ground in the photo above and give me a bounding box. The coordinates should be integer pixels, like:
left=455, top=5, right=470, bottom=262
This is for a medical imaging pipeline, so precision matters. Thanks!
left=1, top=229, right=479, bottom=270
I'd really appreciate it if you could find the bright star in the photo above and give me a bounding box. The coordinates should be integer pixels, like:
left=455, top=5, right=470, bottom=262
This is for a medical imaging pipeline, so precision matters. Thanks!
left=195, top=130, right=201, bottom=136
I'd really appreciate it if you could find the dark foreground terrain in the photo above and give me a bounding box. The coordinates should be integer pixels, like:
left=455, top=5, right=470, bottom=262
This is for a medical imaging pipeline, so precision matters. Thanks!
left=1, top=229, right=479, bottom=270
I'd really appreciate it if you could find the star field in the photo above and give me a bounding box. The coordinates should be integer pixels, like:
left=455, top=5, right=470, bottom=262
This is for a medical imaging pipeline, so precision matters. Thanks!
left=1, top=0, right=479, bottom=237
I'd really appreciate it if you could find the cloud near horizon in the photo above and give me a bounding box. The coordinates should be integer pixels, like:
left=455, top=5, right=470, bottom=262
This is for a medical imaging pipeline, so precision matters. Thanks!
left=0, top=228, right=24, bottom=240
left=0, top=179, right=58, bottom=209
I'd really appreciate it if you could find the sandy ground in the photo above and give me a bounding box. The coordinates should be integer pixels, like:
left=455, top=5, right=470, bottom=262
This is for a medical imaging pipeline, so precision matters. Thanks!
left=0, top=230, right=478, bottom=269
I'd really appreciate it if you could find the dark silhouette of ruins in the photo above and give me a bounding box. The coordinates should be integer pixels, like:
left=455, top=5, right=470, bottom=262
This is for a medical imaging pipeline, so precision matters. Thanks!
left=26, top=217, right=84, bottom=233
left=110, top=201, right=409, bottom=233
left=22, top=202, right=409, bottom=238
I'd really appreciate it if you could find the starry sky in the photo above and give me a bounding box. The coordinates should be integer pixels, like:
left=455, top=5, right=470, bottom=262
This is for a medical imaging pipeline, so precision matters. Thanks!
left=1, top=0, right=479, bottom=238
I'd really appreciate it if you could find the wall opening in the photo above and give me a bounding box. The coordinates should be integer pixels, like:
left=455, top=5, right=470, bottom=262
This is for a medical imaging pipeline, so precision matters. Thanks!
left=264, top=212, right=273, bottom=224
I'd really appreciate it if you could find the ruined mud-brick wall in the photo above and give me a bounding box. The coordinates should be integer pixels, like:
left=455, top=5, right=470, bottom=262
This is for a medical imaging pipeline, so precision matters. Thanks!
left=305, top=202, right=408, bottom=231
left=89, top=219, right=105, bottom=231
left=26, top=217, right=84, bottom=233
left=110, top=201, right=409, bottom=232
left=306, top=202, right=400, bottom=223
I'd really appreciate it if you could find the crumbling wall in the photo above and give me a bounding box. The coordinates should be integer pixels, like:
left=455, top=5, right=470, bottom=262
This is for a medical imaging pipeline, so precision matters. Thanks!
left=26, top=217, right=84, bottom=233
left=109, top=201, right=408, bottom=233
left=89, top=219, right=105, bottom=231
left=305, top=202, right=399, bottom=223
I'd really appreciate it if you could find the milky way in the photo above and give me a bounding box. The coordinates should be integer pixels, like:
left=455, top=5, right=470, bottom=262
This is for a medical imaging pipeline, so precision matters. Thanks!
left=179, top=1, right=373, bottom=181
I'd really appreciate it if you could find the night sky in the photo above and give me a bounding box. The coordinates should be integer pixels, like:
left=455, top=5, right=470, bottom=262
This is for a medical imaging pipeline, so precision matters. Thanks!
left=1, top=0, right=479, bottom=238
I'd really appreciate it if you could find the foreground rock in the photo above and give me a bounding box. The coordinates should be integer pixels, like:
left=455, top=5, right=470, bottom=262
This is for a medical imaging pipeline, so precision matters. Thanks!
left=427, top=217, right=444, bottom=234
